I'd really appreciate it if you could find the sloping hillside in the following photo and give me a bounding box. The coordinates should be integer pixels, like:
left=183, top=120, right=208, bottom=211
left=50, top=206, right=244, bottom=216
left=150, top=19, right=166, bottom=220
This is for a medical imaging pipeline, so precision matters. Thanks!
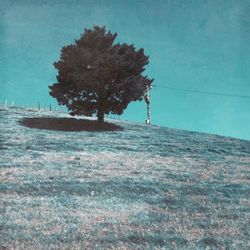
left=0, top=107, right=249, bottom=249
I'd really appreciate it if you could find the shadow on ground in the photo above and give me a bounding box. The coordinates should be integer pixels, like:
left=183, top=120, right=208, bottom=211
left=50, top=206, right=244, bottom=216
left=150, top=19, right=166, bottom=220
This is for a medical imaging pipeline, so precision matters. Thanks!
left=19, top=117, right=123, bottom=132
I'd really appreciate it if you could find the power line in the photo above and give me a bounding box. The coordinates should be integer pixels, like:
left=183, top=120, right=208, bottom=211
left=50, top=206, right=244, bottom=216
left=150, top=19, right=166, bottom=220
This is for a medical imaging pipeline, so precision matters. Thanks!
left=153, top=85, right=250, bottom=99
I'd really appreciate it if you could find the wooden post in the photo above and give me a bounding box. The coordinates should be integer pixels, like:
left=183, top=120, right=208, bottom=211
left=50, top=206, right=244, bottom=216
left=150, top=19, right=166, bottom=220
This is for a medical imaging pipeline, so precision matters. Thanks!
left=144, top=86, right=151, bottom=125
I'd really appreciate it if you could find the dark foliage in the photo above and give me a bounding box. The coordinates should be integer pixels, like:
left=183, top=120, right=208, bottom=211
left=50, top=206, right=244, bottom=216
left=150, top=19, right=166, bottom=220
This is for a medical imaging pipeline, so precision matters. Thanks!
left=49, top=26, right=153, bottom=123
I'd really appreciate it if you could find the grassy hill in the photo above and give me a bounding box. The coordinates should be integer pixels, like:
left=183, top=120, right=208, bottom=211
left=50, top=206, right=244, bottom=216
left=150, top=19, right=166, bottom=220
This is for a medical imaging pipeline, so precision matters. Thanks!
left=0, top=107, right=249, bottom=249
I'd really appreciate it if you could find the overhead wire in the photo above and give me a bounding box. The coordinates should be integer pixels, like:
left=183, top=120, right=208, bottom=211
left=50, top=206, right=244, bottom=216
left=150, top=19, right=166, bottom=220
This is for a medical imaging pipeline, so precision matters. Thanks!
left=152, top=85, right=250, bottom=99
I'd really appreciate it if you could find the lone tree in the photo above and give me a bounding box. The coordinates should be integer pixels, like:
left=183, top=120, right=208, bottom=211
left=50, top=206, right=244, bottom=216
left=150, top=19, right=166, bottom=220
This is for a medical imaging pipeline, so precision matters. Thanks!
left=49, top=26, right=153, bottom=123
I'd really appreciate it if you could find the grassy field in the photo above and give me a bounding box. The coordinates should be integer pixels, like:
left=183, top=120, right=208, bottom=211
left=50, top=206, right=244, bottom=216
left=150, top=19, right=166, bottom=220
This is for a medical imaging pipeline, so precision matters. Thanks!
left=0, top=107, right=250, bottom=249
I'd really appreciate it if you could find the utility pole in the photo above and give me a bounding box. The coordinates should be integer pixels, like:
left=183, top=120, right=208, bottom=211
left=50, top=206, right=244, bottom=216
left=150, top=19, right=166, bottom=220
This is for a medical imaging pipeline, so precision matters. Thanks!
left=144, top=85, right=151, bottom=125
left=38, top=100, right=40, bottom=110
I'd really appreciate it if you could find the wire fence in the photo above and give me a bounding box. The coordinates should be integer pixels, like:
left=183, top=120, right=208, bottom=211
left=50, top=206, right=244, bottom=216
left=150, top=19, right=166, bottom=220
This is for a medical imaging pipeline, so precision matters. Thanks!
left=0, top=100, right=66, bottom=112
left=0, top=100, right=122, bottom=121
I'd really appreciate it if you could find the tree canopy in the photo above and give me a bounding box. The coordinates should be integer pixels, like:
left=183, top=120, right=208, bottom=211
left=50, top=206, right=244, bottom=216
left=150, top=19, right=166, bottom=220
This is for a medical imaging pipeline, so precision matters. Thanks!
left=49, top=26, right=153, bottom=123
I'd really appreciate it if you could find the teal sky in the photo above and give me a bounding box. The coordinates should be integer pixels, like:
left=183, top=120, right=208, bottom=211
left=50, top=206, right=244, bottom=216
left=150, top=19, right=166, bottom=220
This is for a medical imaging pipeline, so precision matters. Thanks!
left=0, top=0, right=250, bottom=140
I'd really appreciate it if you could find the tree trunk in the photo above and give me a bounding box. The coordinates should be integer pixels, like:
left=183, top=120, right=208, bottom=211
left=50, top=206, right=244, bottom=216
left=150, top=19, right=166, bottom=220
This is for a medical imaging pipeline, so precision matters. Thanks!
left=97, top=109, right=104, bottom=124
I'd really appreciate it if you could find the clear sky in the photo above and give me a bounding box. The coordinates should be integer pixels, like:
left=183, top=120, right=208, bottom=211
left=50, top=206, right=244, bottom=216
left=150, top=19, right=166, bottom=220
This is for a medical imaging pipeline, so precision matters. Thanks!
left=0, top=0, right=250, bottom=140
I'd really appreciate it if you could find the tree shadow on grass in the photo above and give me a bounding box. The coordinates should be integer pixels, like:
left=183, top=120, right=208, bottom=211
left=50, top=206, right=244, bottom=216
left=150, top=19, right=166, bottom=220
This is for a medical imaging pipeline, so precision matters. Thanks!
left=19, top=117, right=123, bottom=132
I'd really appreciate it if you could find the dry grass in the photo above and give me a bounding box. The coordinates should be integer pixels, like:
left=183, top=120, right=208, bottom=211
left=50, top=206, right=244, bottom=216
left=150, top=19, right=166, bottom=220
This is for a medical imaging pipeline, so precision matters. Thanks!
left=0, top=107, right=250, bottom=249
